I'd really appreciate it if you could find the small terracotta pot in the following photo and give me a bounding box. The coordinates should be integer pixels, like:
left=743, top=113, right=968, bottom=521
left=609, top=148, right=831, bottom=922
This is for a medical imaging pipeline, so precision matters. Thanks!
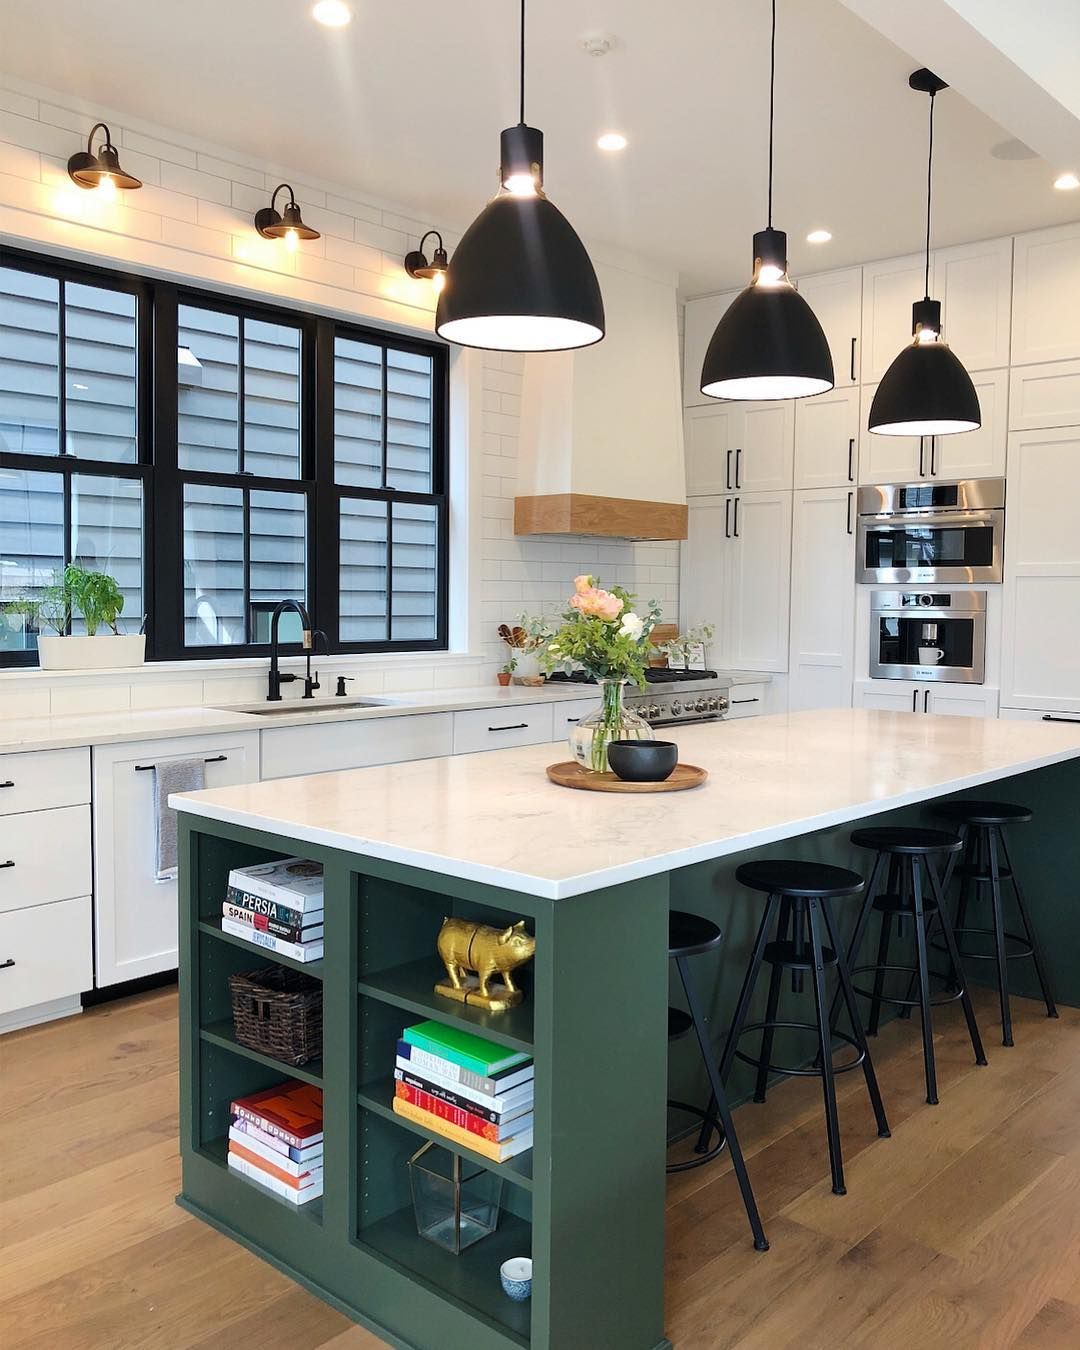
left=497, top=671, right=512, bottom=686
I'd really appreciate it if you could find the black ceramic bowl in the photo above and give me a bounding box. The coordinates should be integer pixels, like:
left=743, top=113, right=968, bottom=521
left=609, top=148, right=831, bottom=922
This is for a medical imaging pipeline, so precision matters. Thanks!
left=607, top=739, right=679, bottom=783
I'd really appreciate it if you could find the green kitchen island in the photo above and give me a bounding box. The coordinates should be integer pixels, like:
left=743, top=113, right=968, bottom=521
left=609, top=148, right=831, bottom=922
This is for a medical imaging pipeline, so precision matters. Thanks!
left=172, top=708, right=1080, bottom=1350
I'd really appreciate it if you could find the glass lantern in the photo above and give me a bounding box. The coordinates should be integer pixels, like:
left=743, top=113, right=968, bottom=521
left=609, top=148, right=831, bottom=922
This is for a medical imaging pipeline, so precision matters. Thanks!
left=408, top=1141, right=503, bottom=1254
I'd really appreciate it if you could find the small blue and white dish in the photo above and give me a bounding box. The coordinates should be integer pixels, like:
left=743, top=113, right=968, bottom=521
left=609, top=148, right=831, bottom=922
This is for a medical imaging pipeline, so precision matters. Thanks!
left=500, top=1256, right=533, bottom=1302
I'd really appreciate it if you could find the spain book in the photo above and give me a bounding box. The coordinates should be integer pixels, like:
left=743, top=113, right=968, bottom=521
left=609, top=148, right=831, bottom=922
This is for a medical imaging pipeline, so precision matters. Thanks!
left=396, top=1040, right=534, bottom=1097
left=395, top=1081, right=533, bottom=1143
left=393, top=1064, right=533, bottom=1123
left=401, top=1020, right=532, bottom=1076
left=230, top=1080, right=324, bottom=1149
left=392, top=1095, right=534, bottom=1162
left=222, top=901, right=324, bottom=944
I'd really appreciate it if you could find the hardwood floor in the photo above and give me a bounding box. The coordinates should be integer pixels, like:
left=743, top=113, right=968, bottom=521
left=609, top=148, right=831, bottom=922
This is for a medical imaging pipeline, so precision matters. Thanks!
left=1, top=986, right=1077, bottom=1348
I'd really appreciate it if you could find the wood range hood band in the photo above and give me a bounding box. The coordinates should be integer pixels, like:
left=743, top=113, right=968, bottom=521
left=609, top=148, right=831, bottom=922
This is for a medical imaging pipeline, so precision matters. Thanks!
left=513, top=492, right=689, bottom=540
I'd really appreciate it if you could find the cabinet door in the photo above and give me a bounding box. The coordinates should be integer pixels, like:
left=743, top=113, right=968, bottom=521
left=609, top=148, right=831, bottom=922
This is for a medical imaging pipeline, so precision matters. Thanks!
left=924, top=687, right=999, bottom=718
left=853, top=681, right=919, bottom=712
left=680, top=497, right=733, bottom=663
left=862, top=254, right=926, bottom=384
left=725, top=491, right=792, bottom=672
left=737, top=400, right=794, bottom=491
left=1008, top=359, right=1080, bottom=431
left=934, top=237, right=1012, bottom=372
left=794, top=386, right=859, bottom=488
left=859, top=384, right=923, bottom=483
left=684, top=402, right=741, bottom=496
left=1012, top=223, right=1080, bottom=366
left=796, top=267, right=862, bottom=384
left=789, top=488, right=856, bottom=709
left=683, top=289, right=739, bottom=406
left=931, top=369, right=1008, bottom=479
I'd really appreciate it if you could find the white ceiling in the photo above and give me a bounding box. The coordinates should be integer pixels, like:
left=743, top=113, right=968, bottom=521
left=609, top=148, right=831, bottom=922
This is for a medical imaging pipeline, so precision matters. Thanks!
left=2, top=0, right=1078, bottom=294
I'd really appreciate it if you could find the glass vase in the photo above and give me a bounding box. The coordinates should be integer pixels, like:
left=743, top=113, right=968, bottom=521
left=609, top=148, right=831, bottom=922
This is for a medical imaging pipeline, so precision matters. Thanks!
left=569, top=678, right=654, bottom=773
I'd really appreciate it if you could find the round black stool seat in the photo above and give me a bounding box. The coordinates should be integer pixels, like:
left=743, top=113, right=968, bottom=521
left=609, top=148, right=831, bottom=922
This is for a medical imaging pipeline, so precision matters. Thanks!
left=735, top=859, right=864, bottom=899
left=851, top=826, right=962, bottom=855
left=935, top=800, right=1033, bottom=827
left=669, top=909, right=722, bottom=957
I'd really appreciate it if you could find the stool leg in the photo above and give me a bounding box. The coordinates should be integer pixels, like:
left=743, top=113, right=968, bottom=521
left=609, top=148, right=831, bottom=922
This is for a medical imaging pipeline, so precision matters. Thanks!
left=868, top=912, right=893, bottom=1037
left=986, top=828, right=1014, bottom=1048
left=998, top=827, right=1058, bottom=1020
left=755, top=896, right=790, bottom=1104
left=821, top=898, right=890, bottom=1140
left=910, top=857, right=939, bottom=1106
left=676, top=955, right=769, bottom=1252
left=926, top=854, right=988, bottom=1069
left=807, top=898, right=846, bottom=1195
left=829, top=850, right=886, bottom=1035
left=898, top=858, right=917, bottom=1019
left=947, top=824, right=973, bottom=991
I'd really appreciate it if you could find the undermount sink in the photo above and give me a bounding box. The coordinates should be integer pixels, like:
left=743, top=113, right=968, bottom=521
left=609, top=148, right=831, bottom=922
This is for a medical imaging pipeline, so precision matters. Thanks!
left=210, top=697, right=395, bottom=716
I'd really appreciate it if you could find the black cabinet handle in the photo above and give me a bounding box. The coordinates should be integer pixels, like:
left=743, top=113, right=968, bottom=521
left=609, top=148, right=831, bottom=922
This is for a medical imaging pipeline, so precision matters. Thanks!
left=847, top=438, right=855, bottom=483
left=726, top=449, right=732, bottom=491
left=930, top=437, right=937, bottom=477
left=850, top=336, right=857, bottom=383
left=733, top=496, right=740, bottom=537
left=1042, top=715, right=1080, bottom=724
left=488, top=723, right=529, bottom=733
left=912, top=688, right=919, bottom=713
left=846, top=491, right=853, bottom=535
left=566, top=717, right=580, bottom=724
left=924, top=689, right=930, bottom=713
left=135, top=754, right=228, bottom=772
left=919, top=439, right=926, bottom=477
left=725, top=498, right=731, bottom=538
left=731, top=697, right=760, bottom=705
left=0, top=781, right=13, bottom=789
left=735, top=447, right=742, bottom=490
left=0, top=958, right=14, bottom=971
left=0, top=860, right=14, bottom=870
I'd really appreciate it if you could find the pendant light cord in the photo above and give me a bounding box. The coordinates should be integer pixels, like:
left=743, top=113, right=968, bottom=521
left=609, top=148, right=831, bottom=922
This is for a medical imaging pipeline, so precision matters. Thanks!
left=519, top=0, right=526, bottom=125
left=767, top=0, right=776, bottom=227
left=924, top=89, right=936, bottom=298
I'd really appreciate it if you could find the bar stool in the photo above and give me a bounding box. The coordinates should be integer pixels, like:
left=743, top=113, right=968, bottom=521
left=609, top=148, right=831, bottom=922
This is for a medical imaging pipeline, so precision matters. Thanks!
left=845, top=827, right=987, bottom=1106
left=934, top=800, right=1058, bottom=1046
left=705, top=862, right=890, bottom=1198
left=667, top=910, right=769, bottom=1251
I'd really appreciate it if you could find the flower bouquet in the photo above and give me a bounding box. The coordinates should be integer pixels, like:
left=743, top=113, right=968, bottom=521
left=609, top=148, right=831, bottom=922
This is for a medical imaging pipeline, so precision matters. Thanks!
left=544, top=576, right=662, bottom=772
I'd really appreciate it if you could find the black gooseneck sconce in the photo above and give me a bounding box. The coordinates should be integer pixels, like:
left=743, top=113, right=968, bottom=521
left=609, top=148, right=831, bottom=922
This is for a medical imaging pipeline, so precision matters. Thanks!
left=67, top=122, right=142, bottom=192
left=254, top=184, right=322, bottom=251
left=404, top=231, right=450, bottom=295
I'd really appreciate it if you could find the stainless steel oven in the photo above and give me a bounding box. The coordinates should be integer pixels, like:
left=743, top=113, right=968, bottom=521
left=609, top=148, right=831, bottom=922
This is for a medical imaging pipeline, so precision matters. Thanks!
left=856, top=478, right=1004, bottom=585
left=870, top=590, right=987, bottom=684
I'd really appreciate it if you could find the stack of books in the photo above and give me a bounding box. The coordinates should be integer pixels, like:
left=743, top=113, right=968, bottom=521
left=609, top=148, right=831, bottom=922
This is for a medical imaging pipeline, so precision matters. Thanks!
left=222, top=857, right=324, bottom=963
left=227, top=1079, right=324, bottom=1205
left=393, top=1020, right=534, bottom=1163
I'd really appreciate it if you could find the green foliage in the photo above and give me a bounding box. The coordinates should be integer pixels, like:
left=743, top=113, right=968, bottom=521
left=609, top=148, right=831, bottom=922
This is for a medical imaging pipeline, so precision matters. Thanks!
left=63, top=564, right=125, bottom=636
left=659, top=623, right=716, bottom=669
left=542, top=576, right=661, bottom=690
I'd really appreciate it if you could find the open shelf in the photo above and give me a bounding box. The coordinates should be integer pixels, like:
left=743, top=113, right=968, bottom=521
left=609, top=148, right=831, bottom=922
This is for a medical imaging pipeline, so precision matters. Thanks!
left=356, top=1205, right=532, bottom=1348
left=358, top=958, right=534, bottom=1053
left=199, top=1020, right=323, bottom=1088
left=199, top=918, right=324, bottom=978
left=196, top=1135, right=324, bottom=1226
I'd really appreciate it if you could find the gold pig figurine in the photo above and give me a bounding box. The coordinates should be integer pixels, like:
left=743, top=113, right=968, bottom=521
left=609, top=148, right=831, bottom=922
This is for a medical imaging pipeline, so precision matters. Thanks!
left=435, top=916, right=536, bottom=1012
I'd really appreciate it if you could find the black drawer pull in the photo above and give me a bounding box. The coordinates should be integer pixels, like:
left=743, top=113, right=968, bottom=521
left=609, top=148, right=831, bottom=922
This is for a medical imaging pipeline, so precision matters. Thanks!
left=731, top=697, right=760, bottom=705
left=488, top=723, right=529, bottom=733
left=0, top=958, right=14, bottom=971
left=0, top=860, right=14, bottom=870
left=1042, top=715, right=1080, bottom=724
left=0, top=781, right=13, bottom=789
left=566, top=717, right=580, bottom=723
left=135, top=754, right=228, bottom=772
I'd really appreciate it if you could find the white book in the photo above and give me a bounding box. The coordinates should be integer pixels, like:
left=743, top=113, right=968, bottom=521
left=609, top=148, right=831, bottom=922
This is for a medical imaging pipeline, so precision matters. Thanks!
left=393, top=1057, right=534, bottom=1117
left=229, top=1116, right=324, bottom=1164
left=227, top=1152, right=323, bottom=1204
left=221, top=916, right=324, bottom=962
left=226, top=857, right=324, bottom=915
left=227, top=1126, right=324, bottom=1177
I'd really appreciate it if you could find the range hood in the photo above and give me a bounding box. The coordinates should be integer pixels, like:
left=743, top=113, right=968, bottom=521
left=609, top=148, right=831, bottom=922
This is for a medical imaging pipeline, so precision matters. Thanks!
left=513, top=260, right=688, bottom=540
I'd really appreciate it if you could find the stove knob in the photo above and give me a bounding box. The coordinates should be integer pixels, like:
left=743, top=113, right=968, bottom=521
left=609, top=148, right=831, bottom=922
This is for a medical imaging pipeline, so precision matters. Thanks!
left=647, top=704, right=662, bottom=719
left=671, top=700, right=682, bottom=716
left=694, top=698, right=709, bottom=713
left=707, top=696, right=720, bottom=711
left=718, top=696, right=729, bottom=713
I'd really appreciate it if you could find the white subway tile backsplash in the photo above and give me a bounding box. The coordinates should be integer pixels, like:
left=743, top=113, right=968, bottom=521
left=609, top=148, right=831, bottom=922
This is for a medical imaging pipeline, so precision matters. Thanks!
left=129, top=680, right=206, bottom=710
left=120, top=127, right=198, bottom=168
left=160, top=160, right=231, bottom=206
left=0, top=688, right=51, bottom=720
left=0, top=88, right=38, bottom=119
left=50, top=685, right=132, bottom=717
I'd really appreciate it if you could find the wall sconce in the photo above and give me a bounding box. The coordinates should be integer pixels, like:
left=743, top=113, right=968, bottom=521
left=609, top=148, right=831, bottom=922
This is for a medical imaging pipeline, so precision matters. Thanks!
left=254, top=184, right=321, bottom=251
left=404, top=231, right=450, bottom=295
left=67, top=122, right=142, bottom=193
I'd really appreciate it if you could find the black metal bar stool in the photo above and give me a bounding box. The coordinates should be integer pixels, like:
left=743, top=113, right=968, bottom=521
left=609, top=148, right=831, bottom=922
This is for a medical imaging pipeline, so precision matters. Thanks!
left=667, top=910, right=769, bottom=1251
left=845, top=827, right=987, bottom=1106
left=934, top=801, right=1058, bottom=1046
left=704, top=862, right=890, bottom=1198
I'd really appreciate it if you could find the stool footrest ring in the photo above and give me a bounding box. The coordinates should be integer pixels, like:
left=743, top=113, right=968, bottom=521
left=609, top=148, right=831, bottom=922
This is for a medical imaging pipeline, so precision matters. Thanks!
left=930, top=928, right=1035, bottom=962
left=666, top=1100, right=727, bottom=1172
left=851, top=962, right=965, bottom=1009
left=732, top=1019, right=866, bottom=1078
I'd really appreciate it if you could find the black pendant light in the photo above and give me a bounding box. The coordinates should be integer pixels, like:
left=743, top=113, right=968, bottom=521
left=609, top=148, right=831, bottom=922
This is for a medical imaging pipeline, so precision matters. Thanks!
left=700, top=0, right=833, bottom=401
left=404, top=230, right=450, bottom=296
left=67, top=122, right=142, bottom=192
left=869, top=71, right=980, bottom=437
left=435, top=0, right=604, bottom=352
left=254, top=185, right=321, bottom=251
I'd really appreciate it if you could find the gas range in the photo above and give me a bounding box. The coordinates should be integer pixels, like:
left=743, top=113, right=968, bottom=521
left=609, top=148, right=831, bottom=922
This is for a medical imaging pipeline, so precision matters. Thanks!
left=547, top=669, right=732, bottom=727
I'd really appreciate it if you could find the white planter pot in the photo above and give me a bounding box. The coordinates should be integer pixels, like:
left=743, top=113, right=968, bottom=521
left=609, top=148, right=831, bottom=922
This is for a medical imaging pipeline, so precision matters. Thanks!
left=37, top=634, right=146, bottom=671
left=511, top=649, right=544, bottom=683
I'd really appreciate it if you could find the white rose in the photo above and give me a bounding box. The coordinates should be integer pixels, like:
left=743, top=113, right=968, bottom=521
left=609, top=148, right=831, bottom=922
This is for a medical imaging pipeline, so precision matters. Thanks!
left=619, top=612, right=644, bottom=640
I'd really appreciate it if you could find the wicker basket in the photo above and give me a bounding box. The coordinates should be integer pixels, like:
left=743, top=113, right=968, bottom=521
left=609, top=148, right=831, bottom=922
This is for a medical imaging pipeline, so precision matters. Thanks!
left=228, top=966, right=323, bottom=1066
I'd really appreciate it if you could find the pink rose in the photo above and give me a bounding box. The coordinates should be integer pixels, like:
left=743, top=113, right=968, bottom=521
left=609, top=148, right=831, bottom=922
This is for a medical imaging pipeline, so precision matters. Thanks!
left=569, top=586, right=624, bottom=621
left=573, top=575, right=594, bottom=596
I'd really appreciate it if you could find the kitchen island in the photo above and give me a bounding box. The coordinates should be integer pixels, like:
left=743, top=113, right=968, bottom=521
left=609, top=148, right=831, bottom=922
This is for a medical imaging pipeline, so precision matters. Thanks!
left=172, top=710, right=1080, bottom=1350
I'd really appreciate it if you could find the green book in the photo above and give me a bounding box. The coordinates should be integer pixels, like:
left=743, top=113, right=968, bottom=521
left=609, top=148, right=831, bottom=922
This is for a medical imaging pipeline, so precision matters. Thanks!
left=402, top=1021, right=532, bottom=1077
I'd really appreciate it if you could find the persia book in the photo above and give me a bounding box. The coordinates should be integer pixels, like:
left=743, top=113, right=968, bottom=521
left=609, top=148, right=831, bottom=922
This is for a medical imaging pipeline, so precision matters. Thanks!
left=401, top=1021, right=532, bottom=1076
left=227, top=1152, right=323, bottom=1204
left=221, top=916, right=324, bottom=962
left=395, top=1081, right=533, bottom=1143
left=225, top=885, right=325, bottom=927
left=222, top=901, right=324, bottom=944
left=227, top=1126, right=323, bottom=1176
left=393, top=1096, right=534, bottom=1162
left=226, top=858, right=324, bottom=915
left=229, top=1116, right=324, bottom=1164
left=396, top=1040, right=534, bottom=1097
left=230, top=1080, right=324, bottom=1149
left=393, top=1064, right=533, bottom=1122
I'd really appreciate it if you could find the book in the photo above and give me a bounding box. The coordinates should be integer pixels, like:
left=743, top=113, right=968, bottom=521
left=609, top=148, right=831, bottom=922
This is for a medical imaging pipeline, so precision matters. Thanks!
left=395, top=1081, right=533, bottom=1143
left=226, top=858, right=324, bottom=916
left=396, top=1040, right=534, bottom=1097
left=228, top=1139, right=323, bottom=1188
left=222, top=901, right=324, bottom=944
left=221, top=915, right=324, bottom=963
left=225, top=885, right=325, bottom=927
left=402, top=1021, right=531, bottom=1077
left=229, top=1115, right=324, bottom=1165
left=228, top=1152, right=323, bottom=1204
left=393, top=1095, right=534, bottom=1162
left=393, top=1063, right=533, bottom=1122
left=230, top=1080, right=324, bottom=1149
left=228, top=1125, right=323, bottom=1175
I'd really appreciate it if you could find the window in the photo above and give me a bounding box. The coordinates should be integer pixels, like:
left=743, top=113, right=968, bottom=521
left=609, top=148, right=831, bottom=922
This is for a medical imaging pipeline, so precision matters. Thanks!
left=0, top=249, right=448, bottom=664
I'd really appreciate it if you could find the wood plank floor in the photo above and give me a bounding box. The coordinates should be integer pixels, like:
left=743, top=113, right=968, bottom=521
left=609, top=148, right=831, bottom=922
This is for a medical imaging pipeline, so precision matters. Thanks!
left=1, top=985, right=1078, bottom=1348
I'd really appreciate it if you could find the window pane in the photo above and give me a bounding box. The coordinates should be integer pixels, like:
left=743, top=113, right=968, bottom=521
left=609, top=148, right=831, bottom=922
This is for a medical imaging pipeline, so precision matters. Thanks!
left=0, top=468, right=63, bottom=652
left=65, top=283, right=137, bottom=463
left=70, top=474, right=144, bottom=634
left=334, top=336, right=382, bottom=487
left=183, top=483, right=243, bottom=645
left=244, top=318, right=300, bottom=479
left=0, top=268, right=59, bottom=455
left=249, top=490, right=306, bottom=626
left=386, top=348, right=433, bottom=492
left=391, top=502, right=438, bottom=642
left=340, top=498, right=387, bottom=641
left=178, top=305, right=239, bottom=473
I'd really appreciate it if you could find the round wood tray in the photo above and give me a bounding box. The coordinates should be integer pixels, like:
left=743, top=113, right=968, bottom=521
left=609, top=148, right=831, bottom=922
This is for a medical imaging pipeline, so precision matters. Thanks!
left=546, top=761, right=708, bottom=793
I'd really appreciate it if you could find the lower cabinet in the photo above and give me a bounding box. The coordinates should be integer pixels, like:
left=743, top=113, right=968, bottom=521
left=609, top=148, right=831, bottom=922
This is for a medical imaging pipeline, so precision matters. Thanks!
left=260, top=712, right=451, bottom=779
left=999, top=706, right=1080, bottom=727
left=854, top=681, right=1000, bottom=718
left=0, top=895, right=92, bottom=1026
left=453, top=703, right=554, bottom=754
left=726, top=683, right=769, bottom=718
left=549, top=696, right=601, bottom=744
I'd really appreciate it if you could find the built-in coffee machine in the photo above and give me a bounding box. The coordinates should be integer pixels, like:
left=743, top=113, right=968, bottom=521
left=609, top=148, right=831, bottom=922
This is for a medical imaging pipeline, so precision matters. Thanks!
left=870, top=590, right=987, bottom=684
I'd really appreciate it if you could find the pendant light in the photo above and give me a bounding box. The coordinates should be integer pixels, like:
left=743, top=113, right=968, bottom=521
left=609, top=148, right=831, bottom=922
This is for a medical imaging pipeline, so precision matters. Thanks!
left=67, top=122, right=142, bottom=192
left=254, top=185, right=321, bottom=251
left=435, top=0, right=604, bottom=352
left=869, top=71, right=980, bottom=437
left=700, top=0, right=833, bottom=400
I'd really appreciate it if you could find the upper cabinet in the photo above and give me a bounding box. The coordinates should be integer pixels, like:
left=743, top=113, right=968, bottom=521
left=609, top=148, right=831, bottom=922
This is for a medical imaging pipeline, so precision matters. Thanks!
left=1012, top=223, right=1080, bottom=366
left=682, top=289, right=739, bottom=406
left=684, top=402, right=741, bottom=496
left=684, top=399, right=793, bottom=496
left=796, top=267, right=863, bottom=385
left=1009, top=359, right=1080, bottom=431
left=861, top=253, right=926, bottom=384
left=934, top=237, right=1013, bottom=372
left=794, top=386, right=859, bottom=489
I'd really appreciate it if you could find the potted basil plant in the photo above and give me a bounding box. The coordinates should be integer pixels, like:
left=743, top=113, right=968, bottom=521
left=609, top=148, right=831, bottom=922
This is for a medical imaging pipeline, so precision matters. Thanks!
left=36, top=565, right=146, bottom=670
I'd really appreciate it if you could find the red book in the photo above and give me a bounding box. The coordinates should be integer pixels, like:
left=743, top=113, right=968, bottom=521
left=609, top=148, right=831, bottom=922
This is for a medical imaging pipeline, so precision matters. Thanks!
left=395, top=1081, right=530, bottom=1144
left=230, top=1080, right=323, bottom=1149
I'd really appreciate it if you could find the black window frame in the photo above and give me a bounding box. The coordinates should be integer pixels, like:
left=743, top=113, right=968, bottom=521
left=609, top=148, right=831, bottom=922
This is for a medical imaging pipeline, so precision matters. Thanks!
left=0, top=244, right=450, bottom=667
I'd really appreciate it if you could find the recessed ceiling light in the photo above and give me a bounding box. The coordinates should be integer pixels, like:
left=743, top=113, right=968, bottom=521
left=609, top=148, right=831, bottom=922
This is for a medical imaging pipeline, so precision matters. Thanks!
left=312, top=1, right=352, bottom=27
left=806, top=229, right=832, bottom=244
left=596, top=132, right=628, bottom=152
left=1054, top=172, right=1080, bottom=191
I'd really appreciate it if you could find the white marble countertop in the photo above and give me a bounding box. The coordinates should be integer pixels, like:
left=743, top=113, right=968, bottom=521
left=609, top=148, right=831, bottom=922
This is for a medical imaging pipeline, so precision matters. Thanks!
left=172, top=709, right=1080, bottom=900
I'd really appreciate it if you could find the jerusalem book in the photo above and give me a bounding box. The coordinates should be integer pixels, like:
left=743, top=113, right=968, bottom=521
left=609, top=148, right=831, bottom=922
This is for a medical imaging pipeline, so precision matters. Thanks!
left=230, top=1080, right=324, bottom=1149
left=222, top=901, right=324, bottom=944
left=401, top=1020, right=532, bottom=1076
left=227, top=1126, right=323, bottom=1175
left=229, top=1116, right=324, bottom=1165
left=225, top=885, right=325, bottom=927
left=395, top=1081, right=533, bottom=1143
left=227, top=1152, right=323, bottom=1204
left=393, top=1095, right=534, bottom=1162
left=393, top=1064, right=533, bottom=1122
left=221, top=915, right=324, bottom=962
left=396, top=1040, right=534, bottom=1097
left=226, top=858, right=325, bottom=915
left=228, top=1139, right=323, bottom=1187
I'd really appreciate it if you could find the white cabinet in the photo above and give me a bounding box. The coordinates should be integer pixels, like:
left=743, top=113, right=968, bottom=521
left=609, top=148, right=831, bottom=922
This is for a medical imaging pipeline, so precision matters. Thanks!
left=685, top=399, right=793, bottom=495
left=853, top=681, right=999, bottom=717
left=1011, top=223, right=1080, bottom=366
left=935, top=237, right=1013, bottom=372
left=685, top=402, right=741, bottom=496
left=1000, top=707, right=1080, bottom=726
left=861, top=253, right=926, bottom=384
left=796, top=267, right=862, bottom=385
left=1008, top=359, right=1080, bottom=431
left=683, top=289, right=738, bottom=406
left=794, top=386, right=859, bottom=488
left=858, top=384, right=923, bottom=483
left=0, top=805, right=91, bottom=915
left=550, top=696, right=602, bottom=741
left=726, top=683, right=769, bottom=719
left=0, top=747, right=90, bottom=816
left=453, top=704, right=554, bottom=755
left=260, top=712, right=452, bottom=780
left=789, top=487, right=856, bottom=710
left=0, top=896, right=92, bottom=1027
left=92, top=730, right=259, bottom=987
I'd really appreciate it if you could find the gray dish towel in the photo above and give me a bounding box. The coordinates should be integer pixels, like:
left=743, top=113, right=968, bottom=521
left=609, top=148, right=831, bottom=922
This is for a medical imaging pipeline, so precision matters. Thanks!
left=154, top=758, right=206, bottom=881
